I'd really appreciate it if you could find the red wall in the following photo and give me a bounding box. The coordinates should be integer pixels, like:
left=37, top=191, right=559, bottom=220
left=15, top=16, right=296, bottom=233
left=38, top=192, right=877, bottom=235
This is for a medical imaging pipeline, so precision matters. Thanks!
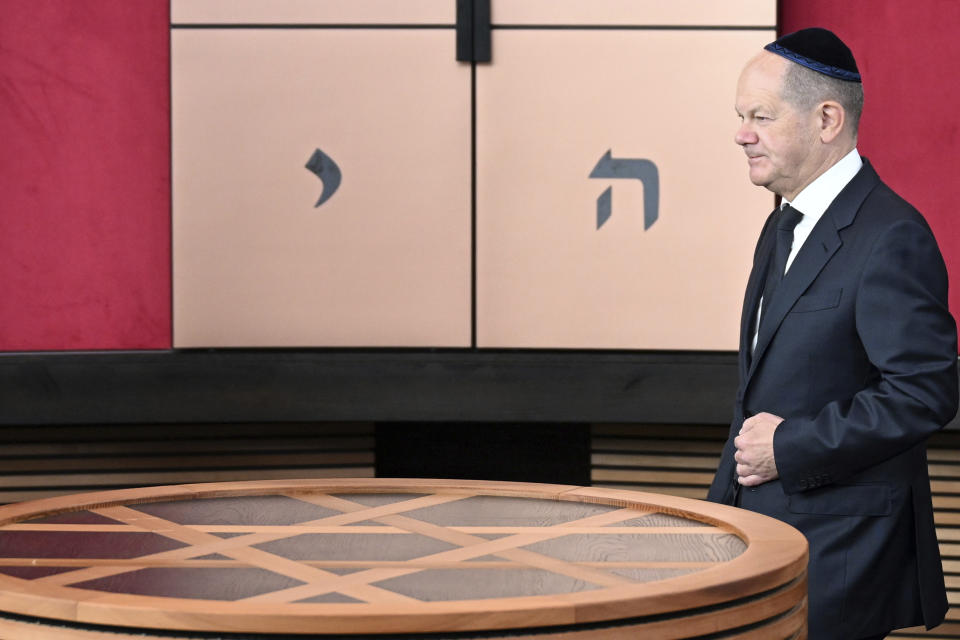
left=0, top=1, right=957, bottom=351
left=781, top=0, right=960, bottom=326
left=0, top=0, right=170, bottom=351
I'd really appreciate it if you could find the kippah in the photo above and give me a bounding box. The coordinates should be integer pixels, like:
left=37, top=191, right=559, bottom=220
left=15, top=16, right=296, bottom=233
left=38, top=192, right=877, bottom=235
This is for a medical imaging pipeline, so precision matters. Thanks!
left=764, top=27, right=861, bottom=82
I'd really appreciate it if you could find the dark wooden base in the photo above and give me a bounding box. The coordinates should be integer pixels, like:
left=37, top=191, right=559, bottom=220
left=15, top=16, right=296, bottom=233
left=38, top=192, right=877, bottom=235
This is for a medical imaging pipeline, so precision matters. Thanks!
left=375, top=422, right=591, bottom=485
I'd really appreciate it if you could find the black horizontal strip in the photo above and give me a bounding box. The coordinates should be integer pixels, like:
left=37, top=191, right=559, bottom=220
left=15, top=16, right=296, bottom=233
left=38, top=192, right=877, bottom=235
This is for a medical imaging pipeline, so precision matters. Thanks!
left=592, top=433, right=729, bottom=439
left=0, top=346, right=735, bottom=357
left=591, top=449, right=722, bottom=457
left=592, top=442, right=727, bottom=449
left=169, top=23, right=774, bottom=31
left=493, top=24, right=775, bottom=31
left=0, top=463, right=372, bottom=478
left=919, top=462, right=960, bottom=469
left=0, top=350, right=741, bottom=425
left=592, top=465, right=714, bottom=473
left=0, top=483, right=157, bottom=495
left=171, top=23, right=454, bottom=29
left=594, top=481, right=712, bottom=491
left=0, top=425, right=373, bottom=441
left=0, top=445, right=373, bottom=459
left=0, top=451, right=373, bottom=463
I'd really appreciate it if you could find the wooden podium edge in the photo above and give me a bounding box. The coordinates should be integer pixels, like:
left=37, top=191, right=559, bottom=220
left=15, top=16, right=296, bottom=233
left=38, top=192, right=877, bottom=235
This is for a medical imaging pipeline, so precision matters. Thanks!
left=0, top=479, right=808, bottom=635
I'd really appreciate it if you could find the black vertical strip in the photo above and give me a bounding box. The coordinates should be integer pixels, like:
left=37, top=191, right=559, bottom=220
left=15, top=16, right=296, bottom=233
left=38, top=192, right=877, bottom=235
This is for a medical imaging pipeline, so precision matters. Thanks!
left=456, top=0, right=473, bottom=61
left=457, top=0, right=490, bottom=62
left=168, top=19, right=175, bottom=350
left=472, top=0, right=491, bottom=62
left=470, top=61, right=478, bottom=349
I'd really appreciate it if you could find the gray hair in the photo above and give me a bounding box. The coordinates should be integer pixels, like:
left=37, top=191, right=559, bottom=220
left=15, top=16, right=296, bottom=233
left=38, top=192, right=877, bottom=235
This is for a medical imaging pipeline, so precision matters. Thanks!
left=781, top=61, right=864, bottom=135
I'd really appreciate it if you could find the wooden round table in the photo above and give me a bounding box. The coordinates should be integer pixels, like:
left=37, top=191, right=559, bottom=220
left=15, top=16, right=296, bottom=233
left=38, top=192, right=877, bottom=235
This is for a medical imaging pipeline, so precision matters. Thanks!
left=0, top=479, right=807, bottom=639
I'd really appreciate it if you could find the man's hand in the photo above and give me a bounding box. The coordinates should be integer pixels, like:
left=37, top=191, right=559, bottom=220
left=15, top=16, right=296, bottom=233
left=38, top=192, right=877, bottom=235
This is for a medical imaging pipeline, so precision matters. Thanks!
left=734, top=412, right=783, bottom=486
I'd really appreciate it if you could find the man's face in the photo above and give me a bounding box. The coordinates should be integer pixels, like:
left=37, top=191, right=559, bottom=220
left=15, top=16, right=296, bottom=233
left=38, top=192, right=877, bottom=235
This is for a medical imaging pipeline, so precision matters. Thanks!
left=734, top=53, right=820, bottom=201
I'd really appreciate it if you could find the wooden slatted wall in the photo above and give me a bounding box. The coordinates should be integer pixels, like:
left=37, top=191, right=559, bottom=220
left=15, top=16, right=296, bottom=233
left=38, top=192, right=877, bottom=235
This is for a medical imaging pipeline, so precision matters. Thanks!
left=0, top=422, right=374, bottom=504
left=591, top=424, right=960, bottom=639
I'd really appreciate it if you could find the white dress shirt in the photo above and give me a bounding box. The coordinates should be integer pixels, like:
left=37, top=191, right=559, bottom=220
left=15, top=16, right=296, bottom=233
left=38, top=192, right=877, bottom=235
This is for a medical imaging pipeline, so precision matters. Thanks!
left=751, top=148, right=863, bottom=353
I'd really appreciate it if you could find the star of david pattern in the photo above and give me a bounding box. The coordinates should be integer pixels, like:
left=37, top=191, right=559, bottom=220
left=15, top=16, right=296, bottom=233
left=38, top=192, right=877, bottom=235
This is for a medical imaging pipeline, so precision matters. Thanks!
left=0, top=492, right=744, bottom=604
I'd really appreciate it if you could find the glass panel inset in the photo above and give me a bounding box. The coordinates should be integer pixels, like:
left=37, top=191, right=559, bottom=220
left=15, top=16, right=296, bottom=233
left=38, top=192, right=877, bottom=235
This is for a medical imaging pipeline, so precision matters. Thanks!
left=374, top=568, right=601, bottom=600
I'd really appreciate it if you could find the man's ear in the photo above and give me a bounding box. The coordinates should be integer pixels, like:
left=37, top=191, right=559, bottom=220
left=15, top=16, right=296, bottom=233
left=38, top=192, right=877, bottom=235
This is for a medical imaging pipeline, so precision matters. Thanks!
left=819, top=101, right=845, bottom=143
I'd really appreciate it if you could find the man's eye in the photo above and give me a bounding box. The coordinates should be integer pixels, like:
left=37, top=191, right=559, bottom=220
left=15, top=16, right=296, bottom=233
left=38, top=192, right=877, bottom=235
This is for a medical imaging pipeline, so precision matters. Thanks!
left=755, top=115, right=770, bottom=122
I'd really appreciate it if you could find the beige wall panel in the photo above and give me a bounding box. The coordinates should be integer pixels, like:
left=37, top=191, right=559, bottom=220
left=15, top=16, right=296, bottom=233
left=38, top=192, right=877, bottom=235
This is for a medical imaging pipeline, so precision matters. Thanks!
left=491, top=0, right=774, bottom=27
left=173, top=30, right=470, bottom=347
left=476, top=29, right=775, bottom=349
left=172, top=0, right=452, bottom=25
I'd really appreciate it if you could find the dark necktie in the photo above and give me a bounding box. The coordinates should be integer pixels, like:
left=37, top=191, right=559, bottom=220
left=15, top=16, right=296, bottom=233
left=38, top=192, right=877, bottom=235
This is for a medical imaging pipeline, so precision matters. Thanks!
left=758, top=204, right=804, bottom=331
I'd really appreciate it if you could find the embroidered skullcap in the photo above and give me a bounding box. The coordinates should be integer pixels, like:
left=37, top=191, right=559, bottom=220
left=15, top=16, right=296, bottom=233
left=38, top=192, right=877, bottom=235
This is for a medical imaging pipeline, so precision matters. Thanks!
left=764, top=28, right=861, bottom=82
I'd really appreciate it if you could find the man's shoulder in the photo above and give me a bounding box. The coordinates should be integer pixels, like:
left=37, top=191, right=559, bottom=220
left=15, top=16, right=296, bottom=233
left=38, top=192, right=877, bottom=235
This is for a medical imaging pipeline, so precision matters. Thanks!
left=855, top=173, right=930, bottom=231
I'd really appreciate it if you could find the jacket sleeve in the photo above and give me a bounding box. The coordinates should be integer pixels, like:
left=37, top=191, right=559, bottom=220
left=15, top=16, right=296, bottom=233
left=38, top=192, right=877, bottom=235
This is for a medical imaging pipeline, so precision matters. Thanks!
left=773, top=218, right=959, bottom=493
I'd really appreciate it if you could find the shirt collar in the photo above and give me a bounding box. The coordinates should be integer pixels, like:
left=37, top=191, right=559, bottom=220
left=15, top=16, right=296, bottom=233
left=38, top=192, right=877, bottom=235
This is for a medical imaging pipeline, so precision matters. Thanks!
left=783, top=148, right=863, bottom=218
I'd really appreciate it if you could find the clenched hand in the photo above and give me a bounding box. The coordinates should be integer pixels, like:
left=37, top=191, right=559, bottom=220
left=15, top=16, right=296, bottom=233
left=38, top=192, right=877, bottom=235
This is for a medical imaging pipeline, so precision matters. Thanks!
left=734, top=412, right=783, bottom=486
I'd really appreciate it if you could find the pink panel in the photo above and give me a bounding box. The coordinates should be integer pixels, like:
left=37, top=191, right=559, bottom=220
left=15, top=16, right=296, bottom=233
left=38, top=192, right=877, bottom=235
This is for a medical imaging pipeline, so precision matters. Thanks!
left=476, top=29, right=775, bottom=349
left=491, top=0, right=774, bottom=26
left=781, top=0, right=960, bottom=347
left=172, top=30, right=471, bottom=347
left=171, top=0, right=453, bottom=24
left=0, top=0, right=171, bottom=351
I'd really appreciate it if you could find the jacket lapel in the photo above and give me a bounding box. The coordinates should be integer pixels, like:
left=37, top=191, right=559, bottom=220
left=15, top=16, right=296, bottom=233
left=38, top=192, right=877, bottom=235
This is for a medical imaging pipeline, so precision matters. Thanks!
left=748, top=218, right=842, bottom=376
left=744, top=160, right=881, bottom=384
left=740, top=210, right=778, bottom=382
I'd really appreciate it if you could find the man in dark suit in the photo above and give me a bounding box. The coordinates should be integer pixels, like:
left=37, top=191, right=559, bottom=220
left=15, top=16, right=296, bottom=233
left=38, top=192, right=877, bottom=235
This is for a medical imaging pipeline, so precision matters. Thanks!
left=707, top=28, right=958, bottom=640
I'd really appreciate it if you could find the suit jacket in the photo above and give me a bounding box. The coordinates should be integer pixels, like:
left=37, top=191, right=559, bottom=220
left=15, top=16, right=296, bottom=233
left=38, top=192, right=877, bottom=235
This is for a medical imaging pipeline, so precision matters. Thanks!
left=707, top=160, right=959, bottom=639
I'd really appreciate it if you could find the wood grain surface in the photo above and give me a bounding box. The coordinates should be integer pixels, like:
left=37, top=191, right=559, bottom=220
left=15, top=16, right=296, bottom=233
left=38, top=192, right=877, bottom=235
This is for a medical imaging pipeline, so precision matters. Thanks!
left=0, top=479, right=807, bottom=638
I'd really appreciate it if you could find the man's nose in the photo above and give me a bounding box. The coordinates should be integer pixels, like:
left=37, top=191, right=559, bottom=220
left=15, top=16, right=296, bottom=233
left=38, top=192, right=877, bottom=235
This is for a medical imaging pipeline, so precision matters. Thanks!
left=734, top=123, right=757, bottom=146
